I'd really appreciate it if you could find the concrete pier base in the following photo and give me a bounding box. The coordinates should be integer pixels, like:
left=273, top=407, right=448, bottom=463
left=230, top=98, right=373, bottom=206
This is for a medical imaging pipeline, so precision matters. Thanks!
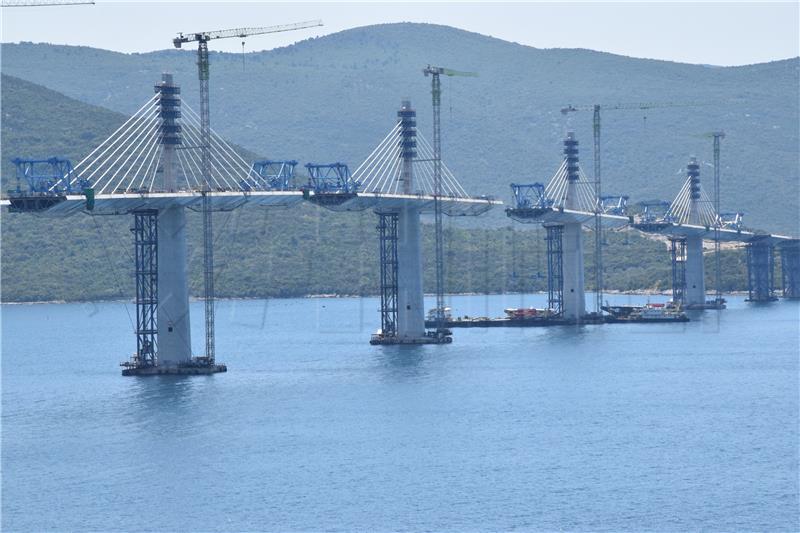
left=684, top=235, right=706, bottom=307
left=122, top=363, right=227, bottom=376
left=396, top=206, right=427, bottom=341
left=157, top=205, right=193, bottom=366
left=561, top=222, right=585, bottom=320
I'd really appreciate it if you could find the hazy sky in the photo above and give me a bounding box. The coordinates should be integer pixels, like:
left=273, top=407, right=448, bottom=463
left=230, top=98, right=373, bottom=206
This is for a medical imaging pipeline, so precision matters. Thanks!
left=1, top=1, right=798, bottom=66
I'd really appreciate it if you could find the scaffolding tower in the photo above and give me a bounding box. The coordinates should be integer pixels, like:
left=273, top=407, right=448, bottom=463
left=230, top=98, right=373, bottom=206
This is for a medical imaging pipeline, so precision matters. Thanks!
left=545, top=225, right=564, bottom=315
left=377, top=212, right=399, bottom=338
left=746, top=238, right=776, bottom=302
left=129, top=209, right=158, bottom=369
left=670, top=237, right=687, bottom=306
left=780, top=242, right=800, bottom=299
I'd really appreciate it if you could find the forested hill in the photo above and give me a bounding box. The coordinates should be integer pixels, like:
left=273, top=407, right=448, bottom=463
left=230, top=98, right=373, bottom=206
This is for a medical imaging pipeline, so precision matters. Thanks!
left=1, top=74, right=753, bottom=303
left=1, top=23, right=798, bottom=234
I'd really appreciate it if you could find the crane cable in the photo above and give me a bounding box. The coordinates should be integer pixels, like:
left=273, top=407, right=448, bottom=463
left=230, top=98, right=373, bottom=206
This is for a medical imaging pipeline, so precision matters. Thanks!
left=90, top=216, right=135, bottom=333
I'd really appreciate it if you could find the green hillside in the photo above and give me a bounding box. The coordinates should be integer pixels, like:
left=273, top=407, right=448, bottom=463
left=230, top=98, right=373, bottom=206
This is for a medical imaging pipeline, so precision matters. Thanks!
left=2, top=23, right=798, bottom=235
left=0, top=73, right=752, bottom=303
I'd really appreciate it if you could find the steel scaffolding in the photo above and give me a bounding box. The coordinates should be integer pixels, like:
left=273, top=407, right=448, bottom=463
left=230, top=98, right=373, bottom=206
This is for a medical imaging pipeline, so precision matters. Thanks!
left=545, top=225, right=564, bottom=315
left=669, top=237, right=687, bottom=306
left=377, top=212, right=399, bottom=338
left=746, top=239, right=776, bottom=302
left=132, top=209, right=158, bottom=368
left=780, top=242, right=800, bottom=299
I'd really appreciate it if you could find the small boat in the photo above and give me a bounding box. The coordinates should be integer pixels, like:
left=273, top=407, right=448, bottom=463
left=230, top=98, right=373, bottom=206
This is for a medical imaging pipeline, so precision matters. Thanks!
left=503, top=307, right=555, bottom=319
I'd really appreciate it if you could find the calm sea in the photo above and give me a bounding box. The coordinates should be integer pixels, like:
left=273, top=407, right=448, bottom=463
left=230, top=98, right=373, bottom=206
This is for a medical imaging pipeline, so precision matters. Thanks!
left=2, top=294, right=798, bottom=532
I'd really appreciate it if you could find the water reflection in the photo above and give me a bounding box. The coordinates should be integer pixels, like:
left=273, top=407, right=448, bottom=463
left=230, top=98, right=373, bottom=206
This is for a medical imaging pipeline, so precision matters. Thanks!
left=122, top=375, right=202, bottom=433
left=374, top=345, right=428, bottom=381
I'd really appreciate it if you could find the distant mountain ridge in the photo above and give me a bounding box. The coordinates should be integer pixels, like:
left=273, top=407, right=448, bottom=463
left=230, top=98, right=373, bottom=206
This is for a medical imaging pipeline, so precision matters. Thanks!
left=1, top=23, right=798, bottom=233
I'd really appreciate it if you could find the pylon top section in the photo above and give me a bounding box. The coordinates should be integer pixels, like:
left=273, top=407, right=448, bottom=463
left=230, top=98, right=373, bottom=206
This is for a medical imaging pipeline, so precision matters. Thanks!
left=666, top=156, right=717, bottom=227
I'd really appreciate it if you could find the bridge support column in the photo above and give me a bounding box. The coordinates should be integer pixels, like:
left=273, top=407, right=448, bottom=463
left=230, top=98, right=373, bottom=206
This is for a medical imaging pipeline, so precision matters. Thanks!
left=779, top=241, right=800, bottom=299
left=370, top=206, right=429, bottom=345
left=685, top=235, right=706, bottom=307
left=397, top=206, right=426, bottom=339
left=561, top=222, right=585, bottom=320
left=157, top=205, right=193, bottom=365
left=746, top=237, right=777, bottom=302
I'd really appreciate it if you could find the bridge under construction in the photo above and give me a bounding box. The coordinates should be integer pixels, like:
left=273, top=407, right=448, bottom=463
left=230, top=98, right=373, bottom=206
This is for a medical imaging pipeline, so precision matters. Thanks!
left=506, top=134, right=798, bottom=320
left=3, top=70, right=499, bottom=373
left=3, top=68, right=798, bottom=374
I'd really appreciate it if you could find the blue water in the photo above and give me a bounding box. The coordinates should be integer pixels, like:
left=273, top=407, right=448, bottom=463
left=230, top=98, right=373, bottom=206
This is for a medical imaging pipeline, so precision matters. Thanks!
left=2, top=294, right=798, bottom=532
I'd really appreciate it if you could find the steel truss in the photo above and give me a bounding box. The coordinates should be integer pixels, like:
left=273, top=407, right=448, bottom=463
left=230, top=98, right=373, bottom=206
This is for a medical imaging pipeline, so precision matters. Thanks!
left=746, top=239, right=776, bottom=302
left=780, top=242, right=800, bottom=299
left=132, top=209, right=158, bottom=368
left=377, top=212, right=399, bottom=337
left=545, top=225, right=564, bottom=315
left=669, top=237, right=687, bottom=306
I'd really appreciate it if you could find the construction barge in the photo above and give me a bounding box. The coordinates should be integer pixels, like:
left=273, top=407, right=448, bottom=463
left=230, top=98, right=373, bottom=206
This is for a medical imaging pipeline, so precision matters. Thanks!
left=425, top=304, right=689, bottom=328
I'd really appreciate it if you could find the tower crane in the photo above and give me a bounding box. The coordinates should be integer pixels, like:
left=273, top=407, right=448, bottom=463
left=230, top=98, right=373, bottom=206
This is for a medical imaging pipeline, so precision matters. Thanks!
left=560, top=100, right=707, bottom=315
left=701, top=130, right=726, bottom=306
left=172, top=20, right=322, bottom=364
left=422, top=65, right=477, bottom=337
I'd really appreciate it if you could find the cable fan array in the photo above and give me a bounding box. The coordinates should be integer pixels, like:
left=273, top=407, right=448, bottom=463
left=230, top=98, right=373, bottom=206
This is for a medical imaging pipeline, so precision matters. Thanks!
left=352, top=123, right=470, bottom=198
left=51, top=96, right=256, bottom=195
left=542, top=159, right=599, bottom=212
left=666, top=175, right=718, bottom=226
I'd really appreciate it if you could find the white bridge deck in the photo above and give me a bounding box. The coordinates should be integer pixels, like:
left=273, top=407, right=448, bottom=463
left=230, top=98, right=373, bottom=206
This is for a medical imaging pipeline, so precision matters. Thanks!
left=631, top=221, right=796, bottom=246
left=506, top=206, right=796, bottom=245
left=0, top=190, right=500, bottom=217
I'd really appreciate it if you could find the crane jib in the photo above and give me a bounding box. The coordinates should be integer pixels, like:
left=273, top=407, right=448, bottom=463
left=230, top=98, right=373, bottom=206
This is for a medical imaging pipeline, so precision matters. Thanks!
left=172, top=20, right=323, bottom=47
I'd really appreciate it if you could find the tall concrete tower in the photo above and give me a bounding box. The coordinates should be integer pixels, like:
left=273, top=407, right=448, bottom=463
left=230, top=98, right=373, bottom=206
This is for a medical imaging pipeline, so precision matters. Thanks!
left=684, top=156, right=706, bottom=306
left=154, top=73, right=192, bottom=365
left=395, top=99, right=426, bottom=339
left=561, top=132, right=586, bottom=320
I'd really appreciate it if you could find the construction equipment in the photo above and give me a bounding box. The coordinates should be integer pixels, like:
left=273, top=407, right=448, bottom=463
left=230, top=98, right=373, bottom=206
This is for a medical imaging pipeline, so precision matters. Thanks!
left=560, top=101, right=706, bottom=315
left=172, top=20, right=322, bottom=363
left=423, top=65, right=477, bottom=336
left=1, top=0, right=93, bottom=6
left=703, top=131, right=726, bottom=306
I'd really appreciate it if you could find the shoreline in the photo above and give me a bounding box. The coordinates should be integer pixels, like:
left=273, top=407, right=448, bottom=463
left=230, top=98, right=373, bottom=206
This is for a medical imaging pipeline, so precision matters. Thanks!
left=0, top=289, right=753, bottom=306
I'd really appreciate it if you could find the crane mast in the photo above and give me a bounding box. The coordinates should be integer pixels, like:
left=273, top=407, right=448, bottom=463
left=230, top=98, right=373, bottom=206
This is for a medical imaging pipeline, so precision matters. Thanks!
left=423, top=65, right=476, bottom=336
left=593, top=105, right=602, bottom=315
left=424, top=67, right=446, bottom=335
left=174, top=20, right=322, bottom=362
left=197, top=38, right=215, bottom=363
left=711, top=131, right=725, bottom=306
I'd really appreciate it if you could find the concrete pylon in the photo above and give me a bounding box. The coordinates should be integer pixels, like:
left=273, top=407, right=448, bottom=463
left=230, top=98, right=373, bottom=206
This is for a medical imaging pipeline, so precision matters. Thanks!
left=157, top=205, right=193, bottom=365
left=397, top=206, right=426, bottom=338
left=561, top=132, right=586, bottom=320
left=153, top=73, right=192, bottom=365
left=684, top=235, right=705, bottom=306
left=395, top=99, right=427, bottom=339
left=684, top=157, right=706, bottom=307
